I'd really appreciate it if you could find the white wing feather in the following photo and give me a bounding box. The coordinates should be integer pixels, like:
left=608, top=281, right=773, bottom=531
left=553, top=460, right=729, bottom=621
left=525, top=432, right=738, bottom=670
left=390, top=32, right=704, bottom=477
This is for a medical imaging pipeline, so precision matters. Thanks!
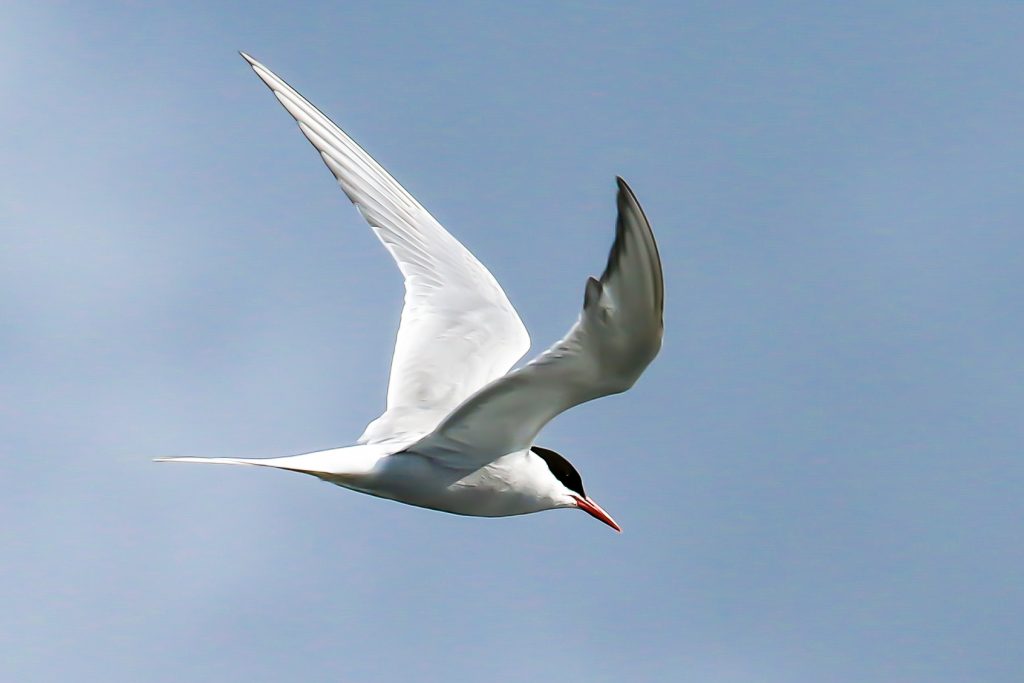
left=240, top=53, right=531, bottom=443
left=408, top=178, right=664, bottom=468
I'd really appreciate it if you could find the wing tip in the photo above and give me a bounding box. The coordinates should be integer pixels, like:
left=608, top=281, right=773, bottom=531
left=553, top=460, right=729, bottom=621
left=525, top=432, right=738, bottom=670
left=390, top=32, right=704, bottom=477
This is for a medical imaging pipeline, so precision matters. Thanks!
left=606, top=175, right=665, bottom=315
left=616, top=176, right=642, bottom=206
left=239, top=50, right=257, bottom=66
left=614, top=176, right=643, bottom=214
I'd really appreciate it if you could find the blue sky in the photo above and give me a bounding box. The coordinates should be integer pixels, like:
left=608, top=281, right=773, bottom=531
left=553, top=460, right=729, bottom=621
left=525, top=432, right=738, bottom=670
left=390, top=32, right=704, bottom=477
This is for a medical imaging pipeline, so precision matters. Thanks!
left=2, top=2, right=1022, bottom=681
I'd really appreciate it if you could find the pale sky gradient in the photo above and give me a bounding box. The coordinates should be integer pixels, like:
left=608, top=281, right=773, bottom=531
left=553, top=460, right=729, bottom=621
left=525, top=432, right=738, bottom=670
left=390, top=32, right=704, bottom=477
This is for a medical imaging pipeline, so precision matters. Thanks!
left=3, top=2, right=1023, bottom=682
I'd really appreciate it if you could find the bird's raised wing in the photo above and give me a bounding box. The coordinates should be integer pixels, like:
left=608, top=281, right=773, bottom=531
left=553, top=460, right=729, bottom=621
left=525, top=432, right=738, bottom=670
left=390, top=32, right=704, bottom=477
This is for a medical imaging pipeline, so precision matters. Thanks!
left=408, top=178, right=663, bottom=468
left=241, top=53, right=531, bottom=443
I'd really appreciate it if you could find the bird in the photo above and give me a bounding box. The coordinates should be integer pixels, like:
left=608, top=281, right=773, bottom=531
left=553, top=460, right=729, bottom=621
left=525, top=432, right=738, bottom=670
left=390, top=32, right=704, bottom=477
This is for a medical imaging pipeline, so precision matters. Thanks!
left=156, top=53, right=664, bottom=532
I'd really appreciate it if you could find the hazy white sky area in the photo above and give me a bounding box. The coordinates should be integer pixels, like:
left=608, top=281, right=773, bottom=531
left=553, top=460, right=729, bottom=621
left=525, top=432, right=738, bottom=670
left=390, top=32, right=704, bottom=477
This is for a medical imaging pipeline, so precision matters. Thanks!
left=3, top=2, right=1022, bottom=681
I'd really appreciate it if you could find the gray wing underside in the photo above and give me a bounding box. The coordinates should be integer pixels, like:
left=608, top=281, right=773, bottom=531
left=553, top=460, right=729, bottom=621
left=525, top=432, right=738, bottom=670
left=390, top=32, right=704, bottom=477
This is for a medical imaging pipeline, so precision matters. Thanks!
left=409, top=178, right=664, bottom=468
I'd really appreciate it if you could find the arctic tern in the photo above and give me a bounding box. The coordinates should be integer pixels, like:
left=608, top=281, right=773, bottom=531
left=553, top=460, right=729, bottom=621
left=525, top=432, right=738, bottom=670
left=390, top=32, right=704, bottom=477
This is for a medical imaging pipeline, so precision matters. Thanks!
left=156, top=53, right=665, bottom=532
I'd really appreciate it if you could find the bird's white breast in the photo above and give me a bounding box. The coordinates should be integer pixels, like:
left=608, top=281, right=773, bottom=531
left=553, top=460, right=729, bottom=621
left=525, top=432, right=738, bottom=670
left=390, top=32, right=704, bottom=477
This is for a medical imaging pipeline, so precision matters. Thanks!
left=332, top=449, right=561, bottom=518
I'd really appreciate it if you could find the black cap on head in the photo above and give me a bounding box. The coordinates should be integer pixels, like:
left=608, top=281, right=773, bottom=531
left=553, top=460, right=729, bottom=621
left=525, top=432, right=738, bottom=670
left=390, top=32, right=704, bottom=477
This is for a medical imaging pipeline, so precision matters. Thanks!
left=532, top=446, right=586, bottom=498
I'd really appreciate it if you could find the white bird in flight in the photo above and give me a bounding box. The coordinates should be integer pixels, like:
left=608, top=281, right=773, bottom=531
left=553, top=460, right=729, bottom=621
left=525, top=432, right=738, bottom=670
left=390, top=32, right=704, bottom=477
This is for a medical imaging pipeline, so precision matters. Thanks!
left=157, top=53, right=664, bottom=532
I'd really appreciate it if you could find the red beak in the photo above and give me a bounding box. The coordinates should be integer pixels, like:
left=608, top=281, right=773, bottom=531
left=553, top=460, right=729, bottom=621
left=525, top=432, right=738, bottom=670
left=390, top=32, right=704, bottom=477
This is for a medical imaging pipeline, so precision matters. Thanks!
left=573, top=495, right=621, bottom=532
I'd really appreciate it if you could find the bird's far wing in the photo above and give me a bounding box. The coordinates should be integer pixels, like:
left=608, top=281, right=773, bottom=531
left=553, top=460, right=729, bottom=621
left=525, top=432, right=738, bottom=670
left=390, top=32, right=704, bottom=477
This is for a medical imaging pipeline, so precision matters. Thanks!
left=408, top=178, right=663, bottom=468
left=240, top=53, right=531, bottom=444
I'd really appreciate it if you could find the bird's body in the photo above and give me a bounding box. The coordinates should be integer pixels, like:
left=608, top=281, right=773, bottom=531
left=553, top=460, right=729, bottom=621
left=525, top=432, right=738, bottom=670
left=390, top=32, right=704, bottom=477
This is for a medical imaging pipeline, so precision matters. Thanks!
left=157, top=53, right=665, bottom=531
left=174, top=444, right=583, bottom=519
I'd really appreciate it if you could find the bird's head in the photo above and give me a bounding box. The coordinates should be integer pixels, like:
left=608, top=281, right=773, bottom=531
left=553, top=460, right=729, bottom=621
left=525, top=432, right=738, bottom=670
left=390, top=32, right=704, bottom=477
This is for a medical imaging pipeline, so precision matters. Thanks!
left=531, top=446, right=621, bottom=532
